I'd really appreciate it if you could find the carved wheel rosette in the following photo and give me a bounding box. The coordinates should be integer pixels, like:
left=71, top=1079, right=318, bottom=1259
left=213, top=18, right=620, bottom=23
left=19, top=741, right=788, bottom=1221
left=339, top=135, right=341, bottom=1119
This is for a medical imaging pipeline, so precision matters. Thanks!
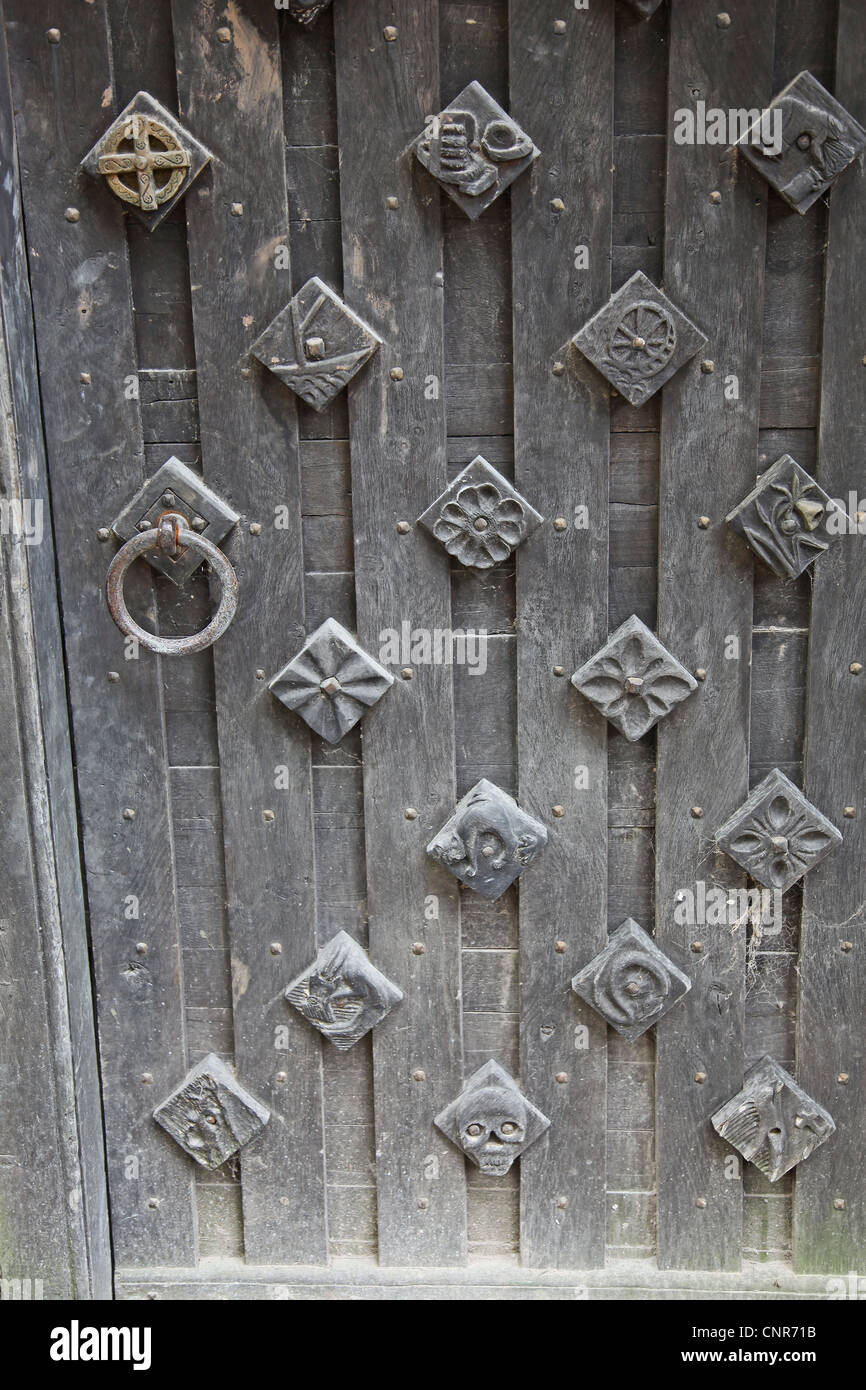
left=433, top=482, right=525, bottom=569
left=715, top=768, right=842, bottom=893
left=607, top=300, right=677, bottom=384
left=571, top=615, right=698, bottom=742
left=97, top=113, right=190, bottom=212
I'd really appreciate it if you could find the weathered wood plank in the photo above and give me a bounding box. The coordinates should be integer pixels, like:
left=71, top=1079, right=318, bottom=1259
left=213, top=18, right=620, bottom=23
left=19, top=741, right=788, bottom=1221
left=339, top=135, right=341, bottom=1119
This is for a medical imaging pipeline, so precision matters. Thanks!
left=793, top=0, right=866, bottom=1275
left=511, top=0, right=614, bottom=1267
left=334, top=0, right=467, bottom=1265
left=654, top=0, right=776, bottom=1271
left=172, top=0, right=325, bottom=1263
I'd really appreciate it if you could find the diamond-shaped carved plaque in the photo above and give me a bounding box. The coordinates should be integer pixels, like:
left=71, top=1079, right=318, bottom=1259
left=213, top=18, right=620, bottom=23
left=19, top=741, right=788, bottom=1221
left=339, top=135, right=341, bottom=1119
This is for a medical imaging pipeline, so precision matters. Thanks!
left=111, top=457, right=239, bottom=586
left=726, top=454, right=846, bottom=579
left=711, top=1055, right=835, bottom=1183
left=412, top=81, right=539, bottom=220
left=571, top=918, right=692, bottom=1043
left=570, top=271, right=707, bottom=407
left=571, top=614, right=698, bottom=742
left=288, top=0, right=332, bottom=22
left=739, top=71, right=866, bottom=215
left=434, top=1060, right=550, bottom=1176
left=715, top=768, right=842, bottom=893
left=417, top=456, right=543, bottom=571
left=81, top=91, right=212, bottom=231
left=269, top=617, right=394, bottom=744
left=427, top=779, right=548, bottom=901
left=249, top=277, right=382, bottom=411
left=285, top=931, right=403, bottom=1052
left=153, top=1053, right=269, bottom=1170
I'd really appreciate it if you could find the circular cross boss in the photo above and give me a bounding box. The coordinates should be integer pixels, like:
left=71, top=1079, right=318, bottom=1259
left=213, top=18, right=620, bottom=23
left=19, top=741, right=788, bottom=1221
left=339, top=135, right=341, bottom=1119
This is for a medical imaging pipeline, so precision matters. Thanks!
left=97, top=114, right=190, bottom=210
left=608, top=300, right=677, bottom=378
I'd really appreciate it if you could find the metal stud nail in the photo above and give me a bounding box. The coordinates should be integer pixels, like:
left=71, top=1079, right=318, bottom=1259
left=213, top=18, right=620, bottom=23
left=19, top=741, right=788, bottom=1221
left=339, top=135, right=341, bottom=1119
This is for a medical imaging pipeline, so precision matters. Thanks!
left=263, top=809, right=275, bottom=822
left=701, top=360, right=715, bottom=373
left=850, top=663, right=862, bottom=674
left=80, top=371, right=91, bottom=385
left=249, top=522, right=262, bottom=535
left=696, top=1197, right=708, bottom=1208
left=412, top=943, right=426, bottom=956
left=556, top=1195, right=568, bottom=1208
left=552, top=361, right=565, bottom=376
left=97, top=527, right=111, bottom=542
left=64, top=207, right=80, bottom=222
left=695, top=1072, right=707, bottom=1084
left=405, top=807, right=418, bottom=820
left=417, top=1197, right=429, bottom=1209
left=691, top=942, right=703, bottom=953
left=217, top=26, right=231, bottom=42
left=691, top=806, right=703, bottom=818
left=390, top=367, right=404, bottom=381
left=141, top=1073, right=153, bottom=1085
left=841, top=941, right=853, bottom=953
left=553, top=517, right=567, bottom=531
left=107, top=671, right=120, bottom=683
left=554, top=941, right=567, bottom=954
left=384, top=25, right=398, bottom=41
left=396, top=521, right=410, bottom=534
left=844, top=806, right=856, bottom=818
left=122, top=808, right=136, bottom=821
left=276, top=1072, right=287, bottom=1084
left=695, top=668, right=707, bottom=681
left=401, top=667, right=413, bottom=680
left=136, top=943, right=148, bottom=955
left=231, top=202, right=243, bottom=217
left=412, top=1069, right=425, bottom=1082
left=47, top=28, right=60, bottom=43
left=551, top=197, right=565, bottom=212
left=553, top=665, right=565, bottom=676
left=555, top=1072, right=568, bottom=1084
left=386, top=196, right=399, bottom=210
left=552, top=805, right=565, bottom=818
left=834, top=1198, right=846, bottom=1210
left=554, top=20, right=567, bottom=34
left=697, top=516, right=710, bottom=528
left=709, top=191, right=722, bottom=204
left=717, top=12, right=732, bottom=27
left=838, top=1073, right=850, bottom=1085
left=270, top=943, right=282, bottom=955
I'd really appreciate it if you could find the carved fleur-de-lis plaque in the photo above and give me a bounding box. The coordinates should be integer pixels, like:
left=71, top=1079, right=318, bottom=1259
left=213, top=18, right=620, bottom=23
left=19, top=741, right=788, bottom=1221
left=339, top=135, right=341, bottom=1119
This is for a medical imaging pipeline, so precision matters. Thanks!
left=726, top=454, right=846, bottom=579
left=412, top=81, right=539, bottom=220
left=288, top=0, right=332, bottom=22
left=153, top=1053, right=270, bottom=1170
left=571, top=918, right=692, bottom=1043
left=81, top=92, right=212, bottom=230
left=285, top=931, right=403, bottom=1052
left=712, top=1055, right=835, bottom=1183
left=269, top=618, right=394, bottom=744
left=715, top=768, right=842, bottom=893
left=738, top=71, right=866, bottom=215
left=249, top=277, right=382, bottom=411
left=417, top=456, right=543, bottom=571
left=427, top=779, right=548, bottom=901
left=569, top=271, right=707, bottom=407
left=434, top=1060, right=550, bottom=1176
left=111, top=457, right=239, bottom=587
left=571, top=614, right=698, bottom=742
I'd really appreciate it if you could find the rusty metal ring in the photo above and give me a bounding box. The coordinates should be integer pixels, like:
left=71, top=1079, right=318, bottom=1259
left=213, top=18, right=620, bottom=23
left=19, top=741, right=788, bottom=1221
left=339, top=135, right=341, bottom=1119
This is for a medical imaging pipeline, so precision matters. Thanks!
left=106, top=520, right=238, bottom=655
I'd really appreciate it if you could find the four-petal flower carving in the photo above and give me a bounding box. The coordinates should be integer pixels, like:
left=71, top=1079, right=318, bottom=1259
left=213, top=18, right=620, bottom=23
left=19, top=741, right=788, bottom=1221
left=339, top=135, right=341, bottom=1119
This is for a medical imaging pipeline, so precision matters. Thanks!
left=715, top=768, right=842, bottom=893
left=269, top=618, right=394, bottom=745
left=571, top=615, right=698, bottom=742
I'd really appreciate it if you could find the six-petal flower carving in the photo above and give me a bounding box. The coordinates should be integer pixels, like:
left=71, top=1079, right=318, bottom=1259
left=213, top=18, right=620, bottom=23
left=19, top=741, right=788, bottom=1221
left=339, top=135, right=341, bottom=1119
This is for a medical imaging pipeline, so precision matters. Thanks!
left=571, top=615, right=698, bottom=742
left=715, top=768, right=842, bottom=893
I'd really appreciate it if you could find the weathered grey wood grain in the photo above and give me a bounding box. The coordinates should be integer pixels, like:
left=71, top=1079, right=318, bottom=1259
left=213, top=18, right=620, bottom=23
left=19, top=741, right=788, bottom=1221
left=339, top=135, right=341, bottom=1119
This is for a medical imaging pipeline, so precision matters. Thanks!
left=171, top=0, right=325, bottom=1263
left=654, top=0, right=776, bottom=1271
left=4, top=0, right=196, bottom=1268
left=334, top=0, right=467, bottom=1265
left=510, top=0, right=614, bottom=1267
left=793, top=0, right=866, bottom=1275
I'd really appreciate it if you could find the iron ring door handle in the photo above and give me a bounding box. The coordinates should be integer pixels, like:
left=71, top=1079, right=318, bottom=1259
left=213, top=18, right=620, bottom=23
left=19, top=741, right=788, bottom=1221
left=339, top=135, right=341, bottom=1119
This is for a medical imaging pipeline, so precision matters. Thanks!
left=106, top=511, right=238, bottom=655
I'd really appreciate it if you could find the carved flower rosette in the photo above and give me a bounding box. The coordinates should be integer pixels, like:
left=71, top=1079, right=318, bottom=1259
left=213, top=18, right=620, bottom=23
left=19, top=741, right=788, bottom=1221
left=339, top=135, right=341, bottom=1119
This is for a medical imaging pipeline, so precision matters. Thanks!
left=433, top=483, right=524, bottom=569
left=715, top=768, right=842, bottom=893
left=571, top=614, right=698, bottom=742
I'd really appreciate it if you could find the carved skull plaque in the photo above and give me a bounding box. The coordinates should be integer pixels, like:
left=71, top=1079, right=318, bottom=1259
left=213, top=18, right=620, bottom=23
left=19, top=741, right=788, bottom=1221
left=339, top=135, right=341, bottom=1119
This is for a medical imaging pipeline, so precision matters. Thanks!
left=284, top=931, right=403, bottom=1052
left=711, top=1055, right=835, bottom=1183
left=435, top=1060, right=550, bottom=1176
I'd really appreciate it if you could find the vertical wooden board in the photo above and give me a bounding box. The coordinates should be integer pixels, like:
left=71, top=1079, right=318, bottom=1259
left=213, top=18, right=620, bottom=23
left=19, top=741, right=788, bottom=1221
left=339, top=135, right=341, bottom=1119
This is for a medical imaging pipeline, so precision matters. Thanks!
left=509, top=0, right=613, bottom=1268
left=3, top=0, right=196, bottom=1267
left=655, top=0, right=775, bottom=1271
left=333, top=0, right=467, bottom=1265
left=794, top=0, right=866, bottom=1275
left=171, top=0, right=325, bottom=1263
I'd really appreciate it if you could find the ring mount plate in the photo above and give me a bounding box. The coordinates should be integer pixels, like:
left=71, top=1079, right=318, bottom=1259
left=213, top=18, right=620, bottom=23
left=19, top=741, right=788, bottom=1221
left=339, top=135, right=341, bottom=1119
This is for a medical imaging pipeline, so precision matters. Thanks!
left=111, top=458, right=239, bottom=587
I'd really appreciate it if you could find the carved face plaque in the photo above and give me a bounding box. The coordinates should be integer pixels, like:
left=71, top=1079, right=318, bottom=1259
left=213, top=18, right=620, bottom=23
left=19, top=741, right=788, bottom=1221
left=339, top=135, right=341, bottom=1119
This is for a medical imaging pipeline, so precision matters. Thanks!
left=81, top=91, right=212, bottom=231
left=569, top=271, right=707, bottom=407
left=435, top=1061, right=550, bottom=1176
left=571, top=614, right=698, bottom=742
left=739, top=71, right=866, bottom=215
left=111, top=457, right=239, bottom=587
left=417, top=456, right=543, bottom=571
left=715, top=768, right=842, bottom=893
left=269, top=617, right=394, bottom=744
left=712, top=1056, right=835, bottom=1183
left=726, top=454, right=846, bottom=579
left=412, top=81, right=539, bottom=220
left=427, top=779, right=548, bottom=900
left=285, top=931, right=403, bottom=1051
left=249, top=277, right=382, bottom=411
left=571, top=918, right=692, bottom=1043
left=288, top=0, right=332, bottom=22
left=153, top=1054, right=270, bottom=1170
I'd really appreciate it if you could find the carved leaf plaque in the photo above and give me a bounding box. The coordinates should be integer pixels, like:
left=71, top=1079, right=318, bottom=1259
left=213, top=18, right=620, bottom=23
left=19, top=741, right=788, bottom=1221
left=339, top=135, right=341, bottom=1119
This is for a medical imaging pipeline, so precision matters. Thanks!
left=427, top=779, right=548, bottom=900
left=412, top=81, right=539, bottom=220
left=288, top=0, right=332, bottom=22
left=111, top=457, right=239, bottom=587
left=434, top=1060, right=550, bottom=1176
left=569, top=270, right=707, bottom=406
left=285, top=931, right=403, bottom=1052
left=81, top=91, right=212, bottom=231
left=571, top=918, right=692, bottom=1043
left=711, top=1055, right=835, bottom=1183
left=726, top=453, right=846, bottom=579
left=571, top=614, right=698, bottom=742
left=715, top=767, right=842, bottom=893
left=249, top=277, right=382, bottom=411
left=269, top=617, right=394, bottom=744
left=417, top=455, right=543, bottom=570
left=153, top=1053, right=270, bottom=1170
left=738, top=71, right=866, bottom=215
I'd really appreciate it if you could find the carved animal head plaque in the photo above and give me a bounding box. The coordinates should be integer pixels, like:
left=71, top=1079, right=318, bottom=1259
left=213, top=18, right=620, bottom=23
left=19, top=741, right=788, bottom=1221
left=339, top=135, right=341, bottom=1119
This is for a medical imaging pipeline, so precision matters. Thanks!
left=249, top=277, right=382, bottom=411
left=715, top=768, right=842, bottom=893
left=427, top=779, right=548, bottom=900
left=285, top=931, right=403, bottom=1051
left=738, top=71, right=866, bottom=215
left=270, top=618, right=394, bottom=744
left=712, top=1056, right=835, bottom=1183
left=571, top=614, right=698, bottom=742
left=288, top=0, right=332, bottom=22
left=412, top=81, right=539, bottom=220
left=569, top=270, right=707, bottom=406
left=435, top=1060, right=550, bottom=1176
left=111, top=457, right=239, bottom=587
left=571, top=918, right=692, bottom=1043
left=81, top=91, right=212, bottom=231
left=726, top=454, right=846, bottom=579
left=153, top=1053, right=270, bottom=1170
left=417, top=455, right=543, bottom=571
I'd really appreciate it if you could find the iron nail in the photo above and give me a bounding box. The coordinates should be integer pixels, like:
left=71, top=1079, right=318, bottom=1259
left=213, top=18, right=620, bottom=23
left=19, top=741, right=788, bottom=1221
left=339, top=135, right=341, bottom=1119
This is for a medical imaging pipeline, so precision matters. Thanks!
left=700, top=360, right=715, bottom=373
left=141, top=1073, right=153, bottom=1085
left=107, top=671, right=120, bottom=683
left=556, top=1196, right=568, bottom=1208
left=691, top=942, right=703, bottom=953
left=136, top=943, right=148, bottom=955
left=841, top=941, right=853, bottom=953
left=384, top=25, right=398, bottom=41
left=555, top=1072, right=568, bottom=1084
left=552, top=805, right=565, bottom=818
left=695, top=1071, right=707, bottom=1084
left=217, top=26, right=231, bottom=42
left=553, top=665, right=565, bottom=676
left=554, top=941, right=567, bottom=953
left=834, top=1198, right=846, bottom=1210
left=850, top=663, right=862, bottom=674
left=695, top=668, right=707, bottom=680
left=122, top=808, right=136, bottom=821
left=417, top=1197, right=429, bottom=1209
left=231, top=202, right=244, bottom=216
left=553, top=517, right=567, bottom=531
left=696, top=1197, right=708, bottom=1208
left=401, top=667, right=413, bottom=679
left=844, top=806, right=856, bottom=818
left=691, top=806, right=704, bottom=819
left=64, top=207, right=80, bottom=222
left=709, top=192, right=722, bottom=205
left=386, top=196, right=399, bottom=210
left=276, top=1072, right=287, bottom=1084
left=552, top=361, right=565, bottom=376
left=716, top=12, right=731, bottom=26
left=551, top=197, right=565, bottom=212
left=80, top=371, right=91, bottom=384
left=97, top=527, right=111, bottom=542
left=396, top=521, right=410, bottom=534
left=270, top=943, right=282, bottom=955
left=554, top=20, right=567, bottom=34
left=390, top=367, right=404, bottom=381
left=263, top=809, right=275, bottom=822
left=838, top=1073, right=850, bottom=1084
left=255, top=669, right=265, bottom=680
left=249, top=522, right=262, bottom=535
left=412, top=1069, right=425, bottom=1082
left=47, top=28, right=61, bottom=43
left=405, top=807, right=418, bottom=820
left=412, top=943, right=426, bottom=955
left=697, top=516, right=710, bottom=528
